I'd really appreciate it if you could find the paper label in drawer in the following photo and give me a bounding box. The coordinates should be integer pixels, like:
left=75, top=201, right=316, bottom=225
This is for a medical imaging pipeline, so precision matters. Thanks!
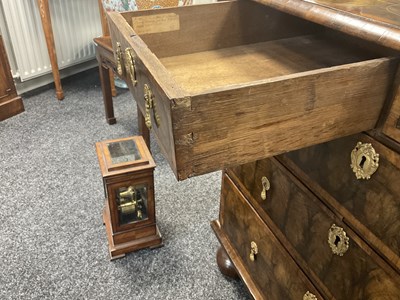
left=132, top=13, right=180, bottom=35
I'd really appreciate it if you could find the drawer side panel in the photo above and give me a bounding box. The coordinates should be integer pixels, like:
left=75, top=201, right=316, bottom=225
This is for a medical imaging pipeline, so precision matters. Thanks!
left=382, top=69, right=400, bottom=143
left=107, top=12, right=184, bottom=176
left=120, top=1, right=322, bottom=58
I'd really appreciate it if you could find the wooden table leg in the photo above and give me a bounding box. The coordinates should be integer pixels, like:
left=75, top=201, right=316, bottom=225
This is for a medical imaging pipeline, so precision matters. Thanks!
left=137, top=104, right=150, bottom=149
left=37, top=0, right=64, bottom=100
left=97, top=0, right=117, bottom=98
left=110, top=70, right=117, bottom=97
left=97, top=53, right=116, bottom=125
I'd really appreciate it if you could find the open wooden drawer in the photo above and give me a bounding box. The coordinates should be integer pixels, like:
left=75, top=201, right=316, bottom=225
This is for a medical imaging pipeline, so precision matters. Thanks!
left=107, top=0, right=399, bottom=180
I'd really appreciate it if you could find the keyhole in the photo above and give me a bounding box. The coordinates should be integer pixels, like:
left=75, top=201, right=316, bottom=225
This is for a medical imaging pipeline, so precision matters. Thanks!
left=359, top=155, right=367, bottom=169
left=334, top=235, right=341, bottom=246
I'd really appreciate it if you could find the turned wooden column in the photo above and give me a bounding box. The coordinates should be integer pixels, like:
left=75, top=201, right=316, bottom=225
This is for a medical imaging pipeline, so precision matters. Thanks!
left=37, top=0, right=64, bottom=100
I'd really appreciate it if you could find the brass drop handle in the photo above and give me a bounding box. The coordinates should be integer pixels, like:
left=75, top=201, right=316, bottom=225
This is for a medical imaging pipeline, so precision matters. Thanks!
left=350, top=142, right=379, bottom=180
left=115, top=42, right=124, bottom=76
left=144, top=84, right=161, bottom=129
left=303, top=291, right=318, bottom=300
left=328, top=224, right=349, bottom=256
left=124, top=47, right=137, bottom=86
left=249, top=241, right=258, bottom=261
left=261, top=176, right=270, bottom=201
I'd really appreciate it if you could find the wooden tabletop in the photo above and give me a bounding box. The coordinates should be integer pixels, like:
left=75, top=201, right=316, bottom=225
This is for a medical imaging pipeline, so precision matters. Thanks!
left=253, top=0, right=400, bottom=51
left=307, top=0, right=400, bottom=27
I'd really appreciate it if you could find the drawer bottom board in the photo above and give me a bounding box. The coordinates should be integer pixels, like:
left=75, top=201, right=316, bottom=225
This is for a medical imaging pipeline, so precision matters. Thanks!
left=160, top=35, right=375, bottom=95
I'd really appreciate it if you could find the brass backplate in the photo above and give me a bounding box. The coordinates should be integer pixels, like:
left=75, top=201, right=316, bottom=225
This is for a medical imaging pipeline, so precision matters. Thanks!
left=116, top=42, right=124, bottom=76
left=124, top=47, right=137, bottom=86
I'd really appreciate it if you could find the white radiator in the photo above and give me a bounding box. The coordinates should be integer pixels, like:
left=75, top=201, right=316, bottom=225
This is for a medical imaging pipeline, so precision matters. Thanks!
left=1, top=0, right=102, bottom=81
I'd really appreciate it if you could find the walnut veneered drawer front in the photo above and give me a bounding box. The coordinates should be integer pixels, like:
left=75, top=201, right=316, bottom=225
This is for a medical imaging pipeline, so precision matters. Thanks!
left=383, top=70, right=400, bottom=144
left=227, top=158, right=400, bottom=299
left=280, top=133, right=400, bottom=273
left=107, top=0, right=398, bottom=180
left=220, top=173, right=322, bottom=300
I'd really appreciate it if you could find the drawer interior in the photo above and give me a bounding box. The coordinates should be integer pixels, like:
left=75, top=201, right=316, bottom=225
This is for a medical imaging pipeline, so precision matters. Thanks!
left=122, top=0, right=386, bottom=95
left=111, top=0, right=398, bottom=180
left=159, top=35, right=378, bottom=94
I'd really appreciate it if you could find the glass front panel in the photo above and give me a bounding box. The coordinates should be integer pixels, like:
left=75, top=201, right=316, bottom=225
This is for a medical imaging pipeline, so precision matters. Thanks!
left=107, top=139, right=141, bottom=165
left=115, top=184, right=148, bottom=225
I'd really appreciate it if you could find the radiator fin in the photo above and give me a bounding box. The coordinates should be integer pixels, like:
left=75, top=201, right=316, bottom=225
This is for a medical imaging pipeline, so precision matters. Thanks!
left=2, top=0, right=101, bottom=81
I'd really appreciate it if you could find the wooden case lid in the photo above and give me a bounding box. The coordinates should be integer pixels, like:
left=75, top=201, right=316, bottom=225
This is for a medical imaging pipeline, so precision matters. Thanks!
left=96, top=136, right=155, bottom=177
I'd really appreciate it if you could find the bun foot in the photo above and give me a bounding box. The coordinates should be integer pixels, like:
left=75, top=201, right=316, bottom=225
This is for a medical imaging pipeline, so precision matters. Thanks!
left=216, top=246, right=239, bottom=279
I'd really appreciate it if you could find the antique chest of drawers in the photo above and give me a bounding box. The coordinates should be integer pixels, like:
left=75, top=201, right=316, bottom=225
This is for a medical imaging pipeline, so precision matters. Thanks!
left=212, top=132, right=400, bottom=299
left=107, top=0, right=399, bottom=180
left=107, top=0, right=400, bottom=298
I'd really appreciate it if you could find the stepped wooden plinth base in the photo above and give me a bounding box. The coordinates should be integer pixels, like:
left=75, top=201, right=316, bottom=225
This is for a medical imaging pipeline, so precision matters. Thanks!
left=103, top=204, right=163, bottom=260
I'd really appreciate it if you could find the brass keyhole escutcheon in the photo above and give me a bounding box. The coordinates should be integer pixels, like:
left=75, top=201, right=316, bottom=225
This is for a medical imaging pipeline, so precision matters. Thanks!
left=261, top=176, right=270, bottom=201
left=328, top=224, right=349, bottom=256
left=124, top=47, right=137, bottom=86
left=116, top=42, right=124, bottom=76
left=249, top=241, right=258, bottom=261
left=303, top=291, right=318, bottom=300
left=350, top=142, right=379, bottom=180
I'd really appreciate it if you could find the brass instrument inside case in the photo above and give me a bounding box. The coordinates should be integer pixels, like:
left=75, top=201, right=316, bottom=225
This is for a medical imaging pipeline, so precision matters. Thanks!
left=117, top=186, right=144, bottom=219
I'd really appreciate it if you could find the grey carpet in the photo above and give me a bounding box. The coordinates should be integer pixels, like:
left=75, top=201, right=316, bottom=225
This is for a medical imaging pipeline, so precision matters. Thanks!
left=0, top=70, right=249, bottom=300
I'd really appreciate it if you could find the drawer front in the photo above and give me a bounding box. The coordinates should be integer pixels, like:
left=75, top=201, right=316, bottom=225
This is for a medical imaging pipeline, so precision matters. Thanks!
left=281, top=133, right=400, bottom=271
left=383, top=70, right=400, bottom=144
left=221, top=174, right=321, bottom=300
left=227, top=158, right=400, bottom=299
